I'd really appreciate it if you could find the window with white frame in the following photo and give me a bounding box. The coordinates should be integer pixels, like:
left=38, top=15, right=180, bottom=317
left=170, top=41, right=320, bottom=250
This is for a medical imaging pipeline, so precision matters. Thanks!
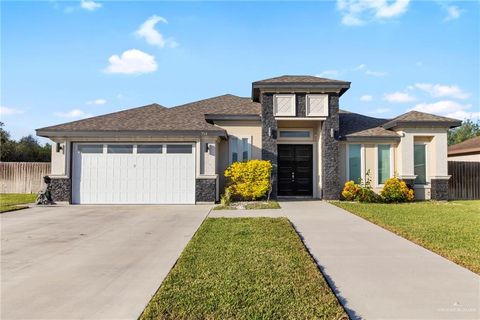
left=377, top=144, right=392, bottom=185
left=229, top=136, right=251, bottom=163
left=347, top=144, right=363, bottom=183
left=306, top=94, right=329, bottom=117
left=278, top=129, right=312, bottom=139
left=273, top=94, right=296, bottom=116
left=414, top=144, right=427, bottom=185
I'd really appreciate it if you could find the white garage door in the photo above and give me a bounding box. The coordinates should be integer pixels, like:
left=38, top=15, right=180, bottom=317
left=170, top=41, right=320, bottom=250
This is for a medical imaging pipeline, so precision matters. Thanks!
left=72, top=143, right=196, bottom=204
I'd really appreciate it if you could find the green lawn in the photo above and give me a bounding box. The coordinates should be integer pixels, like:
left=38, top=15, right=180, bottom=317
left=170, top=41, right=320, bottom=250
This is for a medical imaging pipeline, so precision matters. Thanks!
left=333, top=201, right=480, bottom=274
left=0, top=193, right=36, bottom=213
left=213, top=200, right=281, bottom=210
left=141, top=218, right=347, bottom=320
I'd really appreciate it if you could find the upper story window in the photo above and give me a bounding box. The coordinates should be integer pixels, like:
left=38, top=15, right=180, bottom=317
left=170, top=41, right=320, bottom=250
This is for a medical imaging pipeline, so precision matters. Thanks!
left=273, top=94, right=296, bottom=117
left=229, top=136, right=251, bottom=163
left=377, top=144, right=392, bottom=185
left=414, top=144, right=427, bottom=185
left=306, top=94, right=329, bottom=117
left=347, top=144, right=363, bottom=183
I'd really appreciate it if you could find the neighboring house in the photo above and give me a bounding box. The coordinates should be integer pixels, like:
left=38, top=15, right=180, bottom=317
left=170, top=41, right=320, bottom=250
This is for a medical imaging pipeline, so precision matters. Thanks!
left=448, top=136, right=480, bottom=162
left=36, top=75, right=461, bottom=204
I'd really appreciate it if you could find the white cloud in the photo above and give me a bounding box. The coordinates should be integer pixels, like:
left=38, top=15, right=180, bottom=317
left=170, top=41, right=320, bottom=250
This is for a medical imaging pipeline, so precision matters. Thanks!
left=444, top=110, right=480, bottom=120
left=135, top=15, right=178, bottom=48
left=354, top=64, right=366, bottom=70
left=80, top=0, right=101, bottom=11
left=337, top=0, right=410, bottom=26
left=0, top=106, right=24, bottom=116
left=360, top=94, right=373, bottom=102
left=410, top=100, right=473, bottom=117
left=365, top=69, right=387, bottom=77
left=104, top=49, right=158, bottom=75
left=86, top=99, right=107, bottom=105
left=316, top=70, right=340, bottom=77
left=54, top=109, right=91, bottom=118
left=444, top=5, right=461, bottom=21
left=414, top=83, right=470, bottom=99
left=384, top=92, right=417, bottom=103
left=374, top=108, right=391, bottom=114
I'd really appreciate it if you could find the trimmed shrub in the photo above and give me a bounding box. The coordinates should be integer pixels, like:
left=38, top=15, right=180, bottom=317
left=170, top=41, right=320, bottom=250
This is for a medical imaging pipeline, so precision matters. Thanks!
left=342, top=181, right=360, bottom=201
left=341, top=170, right=380, bottom=203
left=380, top=177, right=415, bottom=203
left=224, top=160, right=272, bottom=201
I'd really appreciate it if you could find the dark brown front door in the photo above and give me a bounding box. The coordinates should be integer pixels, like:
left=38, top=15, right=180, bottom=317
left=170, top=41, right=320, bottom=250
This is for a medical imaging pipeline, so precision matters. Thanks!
left=277, top=144, right=313, bottom=196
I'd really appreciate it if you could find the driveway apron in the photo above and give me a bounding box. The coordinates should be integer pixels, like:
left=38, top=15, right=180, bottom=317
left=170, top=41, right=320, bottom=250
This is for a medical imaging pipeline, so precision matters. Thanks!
left=1, top=205, right=210, bottom=320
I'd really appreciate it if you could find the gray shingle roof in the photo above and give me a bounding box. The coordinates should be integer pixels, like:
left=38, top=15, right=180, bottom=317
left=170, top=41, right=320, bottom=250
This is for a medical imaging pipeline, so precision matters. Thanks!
left=339, top=110, right=400, bottom=140
left=382, top=111, right=461, bottom=129
left=37, top=95, right=260, bottom=137
left=253, top=75, right=349, bottom=84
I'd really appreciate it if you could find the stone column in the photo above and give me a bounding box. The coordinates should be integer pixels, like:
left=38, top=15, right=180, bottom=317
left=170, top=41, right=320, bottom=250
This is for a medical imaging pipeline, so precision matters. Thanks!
left=195, top=177, right=217, bottom=203
left=49, top=176, right=71, bottom=203
left=321, top=94, right=340, bottom=200
left=261, top=93, right=278, bottom=199
left=430, top=178, right=450, bottom=200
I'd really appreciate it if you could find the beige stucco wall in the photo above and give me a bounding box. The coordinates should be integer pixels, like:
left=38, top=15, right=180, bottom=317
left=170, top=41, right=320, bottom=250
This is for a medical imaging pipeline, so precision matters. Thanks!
left=340, top=127, right=450, bottom=200
left=214, top=120, right=263, bottom=191
left=396, top=127, right=449, bottom=178
left=50, top=141, right=67, bottom=176
left=448, top=153, right=480, bottom=162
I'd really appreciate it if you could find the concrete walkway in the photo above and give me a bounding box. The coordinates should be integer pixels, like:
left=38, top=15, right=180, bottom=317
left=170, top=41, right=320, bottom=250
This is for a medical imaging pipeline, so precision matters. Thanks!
left=2, top=205, right=210, bottom=320
left=210, top=201, right=480, bottom=319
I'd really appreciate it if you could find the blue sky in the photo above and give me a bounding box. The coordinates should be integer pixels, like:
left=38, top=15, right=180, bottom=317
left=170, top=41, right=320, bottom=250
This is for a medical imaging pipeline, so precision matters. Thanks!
left=1, top=0, right=479, bottom=142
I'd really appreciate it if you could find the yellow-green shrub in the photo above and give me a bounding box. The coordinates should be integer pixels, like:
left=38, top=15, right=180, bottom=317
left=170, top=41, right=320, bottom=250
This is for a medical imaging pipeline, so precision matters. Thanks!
left=380, top=177, right=415, bottom=203
left=341, top=181, right=360, bottom=201
left=224, top=160, right=272, bottom=200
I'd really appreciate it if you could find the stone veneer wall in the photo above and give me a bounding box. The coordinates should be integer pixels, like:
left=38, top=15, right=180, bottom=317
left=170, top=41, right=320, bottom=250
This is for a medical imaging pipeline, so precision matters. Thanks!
left=321, top=94, right=340, bottom=200
left=49, top=177, right=71, bottom=203
left=261, top=93, right=278, bottom=198
left=195, top=178, right=216, bottom=202
left=296, top=94, right=306, bottom=117
left=430, top=179, right=449, bottom=200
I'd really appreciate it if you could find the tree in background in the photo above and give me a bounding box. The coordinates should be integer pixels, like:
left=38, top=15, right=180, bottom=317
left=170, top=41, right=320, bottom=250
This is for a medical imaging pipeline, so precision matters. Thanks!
left=0, top=122, right=51, bottom=162
left=448, top=119, right=480, bottom=146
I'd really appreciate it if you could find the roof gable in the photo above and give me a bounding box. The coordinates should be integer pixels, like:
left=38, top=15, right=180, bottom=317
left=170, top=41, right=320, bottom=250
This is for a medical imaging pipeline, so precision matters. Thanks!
left=382, top=111, right=461, bottom=129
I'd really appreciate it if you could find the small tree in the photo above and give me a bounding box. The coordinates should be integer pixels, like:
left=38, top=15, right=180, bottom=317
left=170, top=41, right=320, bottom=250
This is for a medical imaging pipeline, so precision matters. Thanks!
left=448, top=119, right=480, bottom=146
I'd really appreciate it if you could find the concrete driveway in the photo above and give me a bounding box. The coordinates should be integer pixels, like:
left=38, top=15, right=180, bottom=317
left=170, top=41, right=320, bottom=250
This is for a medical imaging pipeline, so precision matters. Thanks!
left=1, top=204, right=210, bottom=320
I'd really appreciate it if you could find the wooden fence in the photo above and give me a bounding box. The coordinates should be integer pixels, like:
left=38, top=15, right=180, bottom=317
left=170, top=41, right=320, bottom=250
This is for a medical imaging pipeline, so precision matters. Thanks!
left=0, top=162, right=51, bottom=194
left=448, top=161, right=480, bottom=200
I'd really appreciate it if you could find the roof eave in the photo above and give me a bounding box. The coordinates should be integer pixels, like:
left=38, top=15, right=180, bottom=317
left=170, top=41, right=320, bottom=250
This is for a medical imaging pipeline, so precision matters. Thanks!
left=251, top=82, right=351, bottom=101
left=342, top=135, right=401, bottom=142
left=448, top=148, right=480, bottom=156
left=36, top=129, right=227, bottom=138
left=382, top=120, right=462, bottom=130
left=204, top=114, right=261, bottom=122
